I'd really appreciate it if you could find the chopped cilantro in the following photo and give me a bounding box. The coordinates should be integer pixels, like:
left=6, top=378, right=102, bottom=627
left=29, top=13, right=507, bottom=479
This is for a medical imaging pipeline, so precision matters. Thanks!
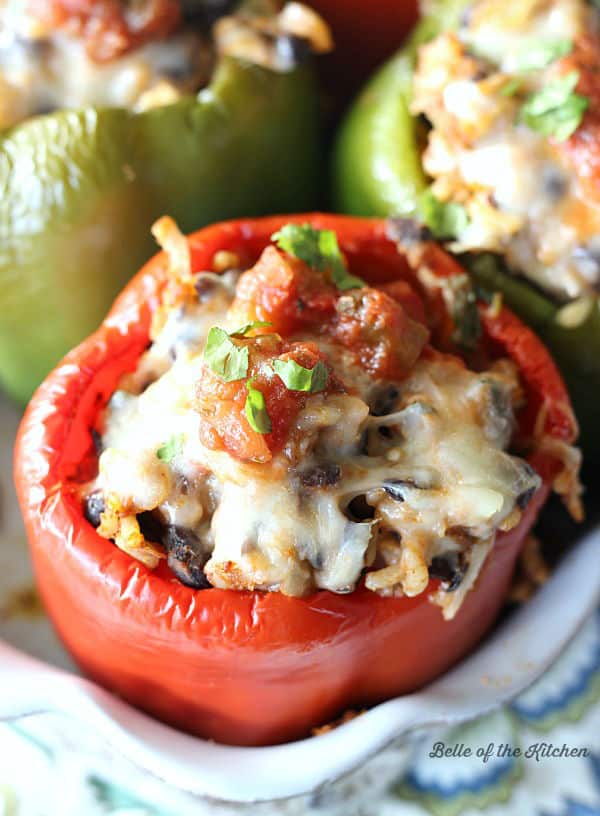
left=156, top=433, right=185, bottom=463
left=272, top=223, right=322, bottom=267
left=271, top=223, right=365, bottom=290
left=514, top=38, right=572, bottom=72
left=453, top=293, right=481, bottom=350
left=230, top=320, right=272, bottom=337
left=499, top=77, right=523, bottom=97
left=519, top=71, right=589, bottom=142
left=419, top=189, right=469, bottom=240
left=204, top=327, right=249, bottom=382
left=245, top=380, right=272, bottom=434
left=449, top=276, right=482, bottom=351
left=272, top=359, right=328, bottom=393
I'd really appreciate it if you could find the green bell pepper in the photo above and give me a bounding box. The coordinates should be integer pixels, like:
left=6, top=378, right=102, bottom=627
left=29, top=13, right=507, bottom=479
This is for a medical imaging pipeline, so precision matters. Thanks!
left=0, top=53, right=319, bottom=404
left=332, top=0, right=600, bottom=457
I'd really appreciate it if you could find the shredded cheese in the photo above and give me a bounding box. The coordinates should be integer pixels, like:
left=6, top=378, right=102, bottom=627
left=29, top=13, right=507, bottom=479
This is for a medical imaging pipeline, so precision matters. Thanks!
left=86, top=226, right=554, bottom=619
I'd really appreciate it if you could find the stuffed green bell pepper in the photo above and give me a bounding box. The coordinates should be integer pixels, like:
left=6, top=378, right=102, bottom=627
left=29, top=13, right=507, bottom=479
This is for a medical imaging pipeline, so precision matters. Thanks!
left=0, top=0, right=331, bottom=404
left=333, top=0, right=600, bottom=457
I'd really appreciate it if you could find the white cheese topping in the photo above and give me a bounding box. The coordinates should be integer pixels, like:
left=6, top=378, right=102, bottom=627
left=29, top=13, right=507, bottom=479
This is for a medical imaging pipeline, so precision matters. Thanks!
left=92, top=260, right=540, bottom=618
left=0, top=8, right=212, bottom=128
left=0, top=2, right=331, bottom=129
left=412, top=0, right=600, bottom=300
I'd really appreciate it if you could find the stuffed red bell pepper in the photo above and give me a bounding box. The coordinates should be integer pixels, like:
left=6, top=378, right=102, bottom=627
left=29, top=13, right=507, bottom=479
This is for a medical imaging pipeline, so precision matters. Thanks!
left=14, top=214, right=582, bottom=746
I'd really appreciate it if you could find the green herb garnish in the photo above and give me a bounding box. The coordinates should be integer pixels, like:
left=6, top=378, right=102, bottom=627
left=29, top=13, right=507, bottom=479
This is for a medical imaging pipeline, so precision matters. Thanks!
left=499, top=77, right=523, bottom=97
left=204, top=326, right=249, bottom=382
left=272, top=359, right=328, bottom=393
left=519, top=71, right=588, bottom=142
left=230, top=320, right=272, bottom=337
left=453, top=293, right=481, bottom=350
left=271, top=224, right=365, bottom=291
left=244, top=380, right=272, bottom=434
left=419, top=189, right=469, bottom=240
left=514, top=38, right=572, bottom=72
left=156, top=433, right=185, bottom=463
left=448, top=276, right=482, bottom=351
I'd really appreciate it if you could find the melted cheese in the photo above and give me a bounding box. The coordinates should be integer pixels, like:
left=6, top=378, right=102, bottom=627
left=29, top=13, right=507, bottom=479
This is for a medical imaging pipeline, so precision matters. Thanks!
left=412, top=0, right=600, bottom=300
left=95, top=261, right=540, bottom=617
left=0, top=7, right=211, bottom=128
left=0, top=2, right=331, bottom=129
left=466, top=0, right=587, bottom=69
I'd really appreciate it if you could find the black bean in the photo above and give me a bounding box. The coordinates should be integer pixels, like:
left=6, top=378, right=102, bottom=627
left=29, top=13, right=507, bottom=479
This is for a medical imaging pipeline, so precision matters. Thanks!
left=299, top=463, right=341, bottom=489
left=310, top=552, right=324, bottom=570
left=429, top=552, right=466, bottom=591
left=194, top=275, right=216, bottom=301
left=542, top=167, right=568, bottom=201
left=163, top=525, right=210, bottom=589
left=90, top=428, right=103, bottom=455
left=472, top=67, right=488, bottom=81
left=15, top=36, right=50, bottom=60
left=386, top=217, right=432, bottom=247
left=162, top=61, right=199, bottom=83
left=573, top=244, right=600, bottom=288
left=382, top=478, right=420, bottom=501
left=167, top=552, right=211, bottom=589
left=369, top=385, right=399, bottom=417
left=84, top=493, right=105, bottom=528
left=573, top=244, right=600, bottom=263
left=181, top=0, right=236, bottom=24
left=486, top=380, right=510, bottom=417
left=346, top=495, right=375, bottom=521
left=517, top=486, right=536, bottom=510
left=137, top=511, right=166, bottom=544
left=358, top=428, right=371, bottom=455
left=459, top=5, right=473, bottom=27
left=275, top=34, right=311, bottom=68
left=34, top=104, right=56, bottom=116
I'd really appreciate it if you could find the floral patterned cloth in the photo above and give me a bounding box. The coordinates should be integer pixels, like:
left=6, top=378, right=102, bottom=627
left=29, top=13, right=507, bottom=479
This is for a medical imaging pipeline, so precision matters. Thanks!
left=1, top=610, right=599, bottom=816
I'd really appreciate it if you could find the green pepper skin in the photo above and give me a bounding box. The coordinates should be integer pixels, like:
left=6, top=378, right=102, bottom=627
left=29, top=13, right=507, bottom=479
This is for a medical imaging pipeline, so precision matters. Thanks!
left=332, top=0, right=466, bottom=217
left=0, top=57, right=319, bottom=404
left=332, top=0, right=600, bottom=457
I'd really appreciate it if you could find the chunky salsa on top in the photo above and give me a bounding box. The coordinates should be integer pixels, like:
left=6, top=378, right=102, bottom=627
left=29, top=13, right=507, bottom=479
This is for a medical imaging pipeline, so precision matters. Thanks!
left=84, top=219, right=581, bottom=620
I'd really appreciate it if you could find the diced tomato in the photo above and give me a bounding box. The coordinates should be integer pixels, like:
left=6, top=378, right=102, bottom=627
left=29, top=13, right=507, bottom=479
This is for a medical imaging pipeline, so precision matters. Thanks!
left=231, top=247, right=337, bottom=336
left=332, top=288, right=429, bottom=380
left=196, top=367, right=271, bottom=463
left=31, top=0, right=181, bottom=62
left=557, top=35, right=600, bottom=200
left=379, top=279, right=426, bottom=324
left=232, top=245, right=429, bottom=382
left=195, top=339, right=333, bottom=463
